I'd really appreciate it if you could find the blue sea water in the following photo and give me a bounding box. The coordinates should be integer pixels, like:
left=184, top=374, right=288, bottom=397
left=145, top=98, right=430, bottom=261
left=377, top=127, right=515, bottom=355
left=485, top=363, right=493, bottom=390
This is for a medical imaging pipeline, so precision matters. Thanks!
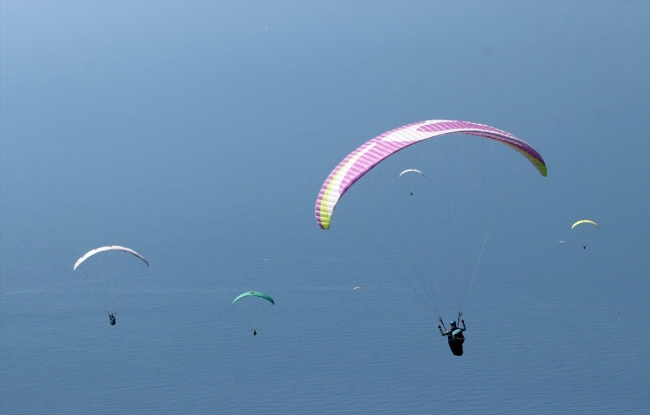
left=1, top=2, right=648, bottom=414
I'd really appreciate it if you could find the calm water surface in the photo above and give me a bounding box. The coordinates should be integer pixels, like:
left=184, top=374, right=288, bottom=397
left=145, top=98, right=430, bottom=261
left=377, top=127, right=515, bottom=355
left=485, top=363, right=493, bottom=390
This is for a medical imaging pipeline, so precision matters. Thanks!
left=1, top=2, right=648, bottom=414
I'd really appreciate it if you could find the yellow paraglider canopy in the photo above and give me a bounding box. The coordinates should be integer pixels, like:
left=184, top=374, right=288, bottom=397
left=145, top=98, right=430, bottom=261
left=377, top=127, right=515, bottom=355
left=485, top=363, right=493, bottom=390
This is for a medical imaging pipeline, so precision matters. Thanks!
left=571, top=220, right=599, bottom=229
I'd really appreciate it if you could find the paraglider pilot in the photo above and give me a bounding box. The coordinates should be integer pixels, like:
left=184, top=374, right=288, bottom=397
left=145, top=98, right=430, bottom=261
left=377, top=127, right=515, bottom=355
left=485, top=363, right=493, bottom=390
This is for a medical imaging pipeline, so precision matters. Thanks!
left=438, top=320, right=466, bottom=356
left=109, top=313, right=116, bottom=326
left=252, top=329, right=259, bottom=336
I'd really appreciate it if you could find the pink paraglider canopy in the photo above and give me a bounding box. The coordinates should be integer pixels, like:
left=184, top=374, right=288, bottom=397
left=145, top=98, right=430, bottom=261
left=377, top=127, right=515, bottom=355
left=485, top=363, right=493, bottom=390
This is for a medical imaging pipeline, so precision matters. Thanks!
left=315, top=120, right=546, bottom=230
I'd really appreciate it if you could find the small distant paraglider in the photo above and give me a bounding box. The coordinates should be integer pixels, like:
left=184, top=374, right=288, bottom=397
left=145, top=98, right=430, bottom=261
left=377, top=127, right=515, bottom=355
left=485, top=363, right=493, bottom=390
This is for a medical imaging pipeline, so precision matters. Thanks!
left=73, top=245, right=149, bottom=325
left=353, top=286, right=362, bottom=290
left=232, top=291, right=274, bottom=335
left=399, top=169, right=425, bottom=196
left=572, top=219, right=599, bottom=249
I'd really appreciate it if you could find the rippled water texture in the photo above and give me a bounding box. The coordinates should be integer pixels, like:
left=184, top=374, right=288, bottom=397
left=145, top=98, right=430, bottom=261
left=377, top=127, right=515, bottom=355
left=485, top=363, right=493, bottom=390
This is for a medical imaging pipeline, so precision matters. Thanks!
left=1, top=2, right=648, bottom=414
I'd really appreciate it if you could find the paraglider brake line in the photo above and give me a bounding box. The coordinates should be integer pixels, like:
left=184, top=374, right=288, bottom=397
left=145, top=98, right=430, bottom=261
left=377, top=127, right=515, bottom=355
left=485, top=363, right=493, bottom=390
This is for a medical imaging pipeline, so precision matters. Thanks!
left=439, top=317, right=447, bottom=331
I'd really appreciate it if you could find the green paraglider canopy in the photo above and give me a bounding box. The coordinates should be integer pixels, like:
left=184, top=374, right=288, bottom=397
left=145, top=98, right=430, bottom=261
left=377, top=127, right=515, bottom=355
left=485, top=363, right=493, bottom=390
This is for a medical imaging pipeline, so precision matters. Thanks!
left=232, top=291, right=274, bottom=306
